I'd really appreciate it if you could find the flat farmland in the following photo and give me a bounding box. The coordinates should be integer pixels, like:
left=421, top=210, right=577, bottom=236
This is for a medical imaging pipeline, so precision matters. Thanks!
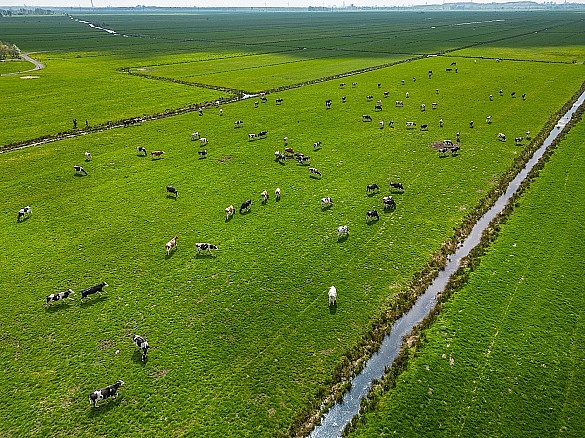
left=346, top=109, right=585, bottom=438
left=1, top=10, right=585, bottom=437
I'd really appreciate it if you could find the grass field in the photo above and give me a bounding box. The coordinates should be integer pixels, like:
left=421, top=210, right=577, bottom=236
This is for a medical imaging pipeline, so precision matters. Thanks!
left=1, top=10, right=585, bottom=437
left=345, top=110, right=585, bottom=438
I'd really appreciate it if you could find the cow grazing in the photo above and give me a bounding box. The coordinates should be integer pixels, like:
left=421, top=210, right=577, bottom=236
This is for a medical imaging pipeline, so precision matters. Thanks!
left=515, top=137, right=523, bottom=144
left=133, top=335, right=149, bottom=362
left=313, top=141, right=321, bottom=150
left=469, top=120, right=474, bottom=128
left=439, top=118, right=444, bottom=128
left=384, top=91, right=389, bottom=97
left=395, top=100, right=403, bottom=107
left=196, top=243, right=218, bottom=255
left=297, top=155, right=311, bottom=165
left=366, top=183, right=379, bottom=194
left=366, top=95, right=373, bottom=101
left=379, top=120, right=384, bottom=129
left=248, top=133, right=257, bottom=141
left=309, top=167, right=322, bottom=177
left=444, top=139, right=454, bottom=147
left=438, top=147, right=449, bottom=157
left=275, top=98, right=283, bottom=105
left=499, top=89, right=504, bottom=96
left=136, top=146, right=147, bottom=156
left=522, top=93, right=526, bottom=100
left=81, top=282, right=108, bottom=300
left=283, top=136, right=288, bottom=145
left=450, top=61, right=457, bottom=66
left=254, top=101, right=259, bottom=108
left=284, top=147, right=294, bottom=156
left=375, top=104, right=382, bottom=112
left=225, top=205, right=235, bottom=220
left=261, top=96, right=267, bottom=103
left=497, top=132, right=507, bottom=142
left=337, top=225, right=349, bottom=239
left=389, top=120, right=394, bottom=128
left=456, top=132, right=461, bottom=143
left=511, top=92, right=516, bottom=98
left=341, top=96, right=347, bottom=103
left=74, top=165, right=88, bottom=176
left=166, top=186, right=178, bottom=198
left=165, top=236, right=178, bottom=256
left=366, top=210, right=379, bottom=222
left=234, top=120, right=243, bottom=128
left=339, top=82, right=345, bottom=88
left=258, top=130, right=268, bottom=137
left=420, top=124, right=428, bottom=131
left=45, top=289, right=74, bottom=305
left=390, top=182, right=404, bottom=192
left=486, top=115, right=492, bottom=124
left=325, top=99, right=332, bottom=109
left=352, top=82, right=357, bottom=87
left=526, top=130, right=531, bottom=140
left=401, top=79, right=405, bottom=85
left=432, top=102, right=438, bottom=110
left=84, top=152, right=92, bottom=161
left=151, top=150, right=164, bottom=159
left=405, top=92, right=409, bottom=98
left=275, top=188, right=281, bottom=200
left=198, top=108, right=203, bottom=116
left=198, top=150, right=207, bottom=159
left=240, top=199, right=252, bottom=213
left=450, top=145, right=461, bottom=155
left=489, top=94, right=493, bottom=101
left=383, top=196, right=396, bottom=210
left=199, top=137, right=208, bottom=146
left=406, top=121, right=416, bottom=128
left=89, top=380, right=124, bottom=408
left=17, top=205, right=32, bottom=222
left=275, top=151, right=286, bottom=163
left=261, top=190, right=269, bottom=204
left=328, top=286, right=337, bottom=306
left=362, top=114, right=372, bottom=122
left=321, top=196, right=332, bottom=207
left=420, top=104, right=426, bottom=111
left=191, top=132, right=200, bottom=140
left=219, top=108, right=223, bottom=116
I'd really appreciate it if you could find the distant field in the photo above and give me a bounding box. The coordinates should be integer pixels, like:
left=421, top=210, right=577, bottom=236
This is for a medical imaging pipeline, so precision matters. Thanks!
left=346, top=112, right=585, bottom=437
left=1, top=10, right=584, bottom=437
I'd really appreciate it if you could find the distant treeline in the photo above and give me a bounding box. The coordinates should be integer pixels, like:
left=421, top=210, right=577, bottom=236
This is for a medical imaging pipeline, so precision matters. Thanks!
left=0, top=41, right=20, bottom=60
left=0, top=8, right=54, bottom=17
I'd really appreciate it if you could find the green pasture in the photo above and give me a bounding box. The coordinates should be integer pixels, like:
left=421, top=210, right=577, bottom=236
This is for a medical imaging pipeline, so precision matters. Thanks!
left=0, top=59, right=30, bottom=75
left=1, top=10, right=585, bottom=437
left=2, top=52, right=584, bottom=436
left=346, top=110, right=585, bottom=438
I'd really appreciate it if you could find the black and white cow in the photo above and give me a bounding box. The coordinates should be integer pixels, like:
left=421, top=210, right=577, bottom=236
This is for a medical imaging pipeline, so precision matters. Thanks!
left=199, top=137, right=208, bottom=147
left=313, top=141, right=321, bottom=150
left=17, top=205, right=32, bottom=222
left=321, top=196, right=332, bottom=207
left=274, top=151, right=286, bottom=163
left=406, top=121, right=416, bottom=128
left=450, top=145, right=461, bottom=155
left=515, top=137, right=523, bottom=144
left=366, top=210, right=379, bottom=221
left=234, top=120, right=243, bottom=128
left=390, top=182, right=404, bottom=192
left=366, top=95, right=373, bottom=101
left=420, top=124, right=428, bottom=131
left=84, top=152, right=92, bottom=161
left=341, top=96, right=347, bottom=103
left=325, top=99, right=332, bottom=109
left=166, top=186, right=178, bottom=198
left=337, top=225, right=349, bottom=238
left=275, top=98, right=283, bottom=105
left=74, top=165, right=88, bottom=176
left=497, top=132, right=507, bottom=142
left=275, top=188, right=281, bottom=200
left=375, top=104, right=382, bottom=112
left=198, top=149, right=207, bottom=159
left=239, top=199, right=252, bottom=213
left=89, top=380, right=124, bottom=407
left=196, top=243, right=218, bottom=255
left=248, top=133, right=257, bottom=141
left=191, top=132, right=200, bottom=141
left=395, top=100, right=404, bottom=107
left=261, top=190, right=269, bottom=203
left=81, top=282, right=108, bottom=300
left=438, top=147, right=449, bottom=157
left=297, top=155, right=311, bottom=165
left=136, top=146, right=147, bottom=156
left=362, top=114, right=372, bottom=122
left=309, top=167, right=322, bottom=177
left=469, top=120, right=474, bottom=128
left=383, top=196, right=396, bottom=210
left=45, top=288, right=74, bottom=305
left=366, top=183, right=379, bottom=194
left=258, top=130, right=268, bottom=137
left=132, top=335, right=149, bottom=362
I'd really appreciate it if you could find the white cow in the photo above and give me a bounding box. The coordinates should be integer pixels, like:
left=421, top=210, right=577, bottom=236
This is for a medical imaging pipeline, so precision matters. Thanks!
left=191, top=132, right=200, bottom=140
left=337, top=225, right=349, bottom=238
left=275, top=188, right=281, bottom=200
left=199, top=137, right=208, bottom=146
left=328, top=286, right=337, bottom=306
left=84, top=152, right=92, bottom=161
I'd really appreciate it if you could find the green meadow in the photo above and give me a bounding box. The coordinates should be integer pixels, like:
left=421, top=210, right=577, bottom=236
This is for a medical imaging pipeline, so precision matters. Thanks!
left=0, top=10, right=584, bottom=437
left=346, top=107, right=585, bottom=438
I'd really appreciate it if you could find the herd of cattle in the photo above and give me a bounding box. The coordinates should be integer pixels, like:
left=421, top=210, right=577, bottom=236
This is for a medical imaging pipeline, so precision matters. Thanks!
left=15, top=60, right=532, bottom=408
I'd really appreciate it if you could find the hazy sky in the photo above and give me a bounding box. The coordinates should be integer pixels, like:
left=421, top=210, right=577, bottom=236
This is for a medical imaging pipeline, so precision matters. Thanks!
left=4, top=0, right=585, bottom=8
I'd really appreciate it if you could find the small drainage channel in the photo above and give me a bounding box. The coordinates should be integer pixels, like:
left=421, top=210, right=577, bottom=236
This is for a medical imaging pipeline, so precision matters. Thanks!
left=309, top=90, right=585, bottom=438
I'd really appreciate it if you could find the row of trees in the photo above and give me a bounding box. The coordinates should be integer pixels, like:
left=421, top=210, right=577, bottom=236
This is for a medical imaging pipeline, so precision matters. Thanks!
left=0, top=41, right=20, bottom=60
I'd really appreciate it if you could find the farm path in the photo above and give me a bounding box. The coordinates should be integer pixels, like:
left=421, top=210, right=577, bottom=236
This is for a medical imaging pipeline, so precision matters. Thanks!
left=0, top=53, right=45, bottom=77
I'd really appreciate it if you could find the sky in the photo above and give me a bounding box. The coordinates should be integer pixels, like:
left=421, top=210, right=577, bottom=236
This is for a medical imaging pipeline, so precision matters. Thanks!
left=3, top=0, right=585, bottom=9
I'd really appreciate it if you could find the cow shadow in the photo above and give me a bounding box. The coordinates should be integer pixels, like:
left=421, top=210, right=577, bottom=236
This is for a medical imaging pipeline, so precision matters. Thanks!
left=166, top=194, right=178, bottom=200
left=73, top=173, right=88, bottom=178
left=367, top=191, right=378, bottom=197
left=382, top=206, right=396, bottom=214
left=165, top=251, right=177, bottom=260
left=336, top=235, right=349, bottom=243
left=225, top=215, right=234, bottom=222
left=80, top=295, right=108, bottom=307
left=366, top=218, right=379, bottom=226
left=239, top=209, right=251, bottom=216
left=309, top=174, right=321, bottom=179
left=17, top=216, right=31, bottom=223
left=277, top=160, right=286, bottom=166
left=195, top=252, right=215, bottom=259
left=44, top=301, right=75, bottom=313
left=132, top=350, right=147, bottom=365
left=87, top=397, right=123, bottom=417
left=321, top=205, right=332, bottom=211
left=329, top=303, right=337, bottom=314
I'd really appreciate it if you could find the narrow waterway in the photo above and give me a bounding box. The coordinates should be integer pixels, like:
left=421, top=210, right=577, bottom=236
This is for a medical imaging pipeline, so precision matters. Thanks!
left=309, top=90, right=585, bottom=438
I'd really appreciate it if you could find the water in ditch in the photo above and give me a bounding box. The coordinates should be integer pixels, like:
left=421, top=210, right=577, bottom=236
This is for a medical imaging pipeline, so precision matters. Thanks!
left=309, top=91, right=585, bottom=438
